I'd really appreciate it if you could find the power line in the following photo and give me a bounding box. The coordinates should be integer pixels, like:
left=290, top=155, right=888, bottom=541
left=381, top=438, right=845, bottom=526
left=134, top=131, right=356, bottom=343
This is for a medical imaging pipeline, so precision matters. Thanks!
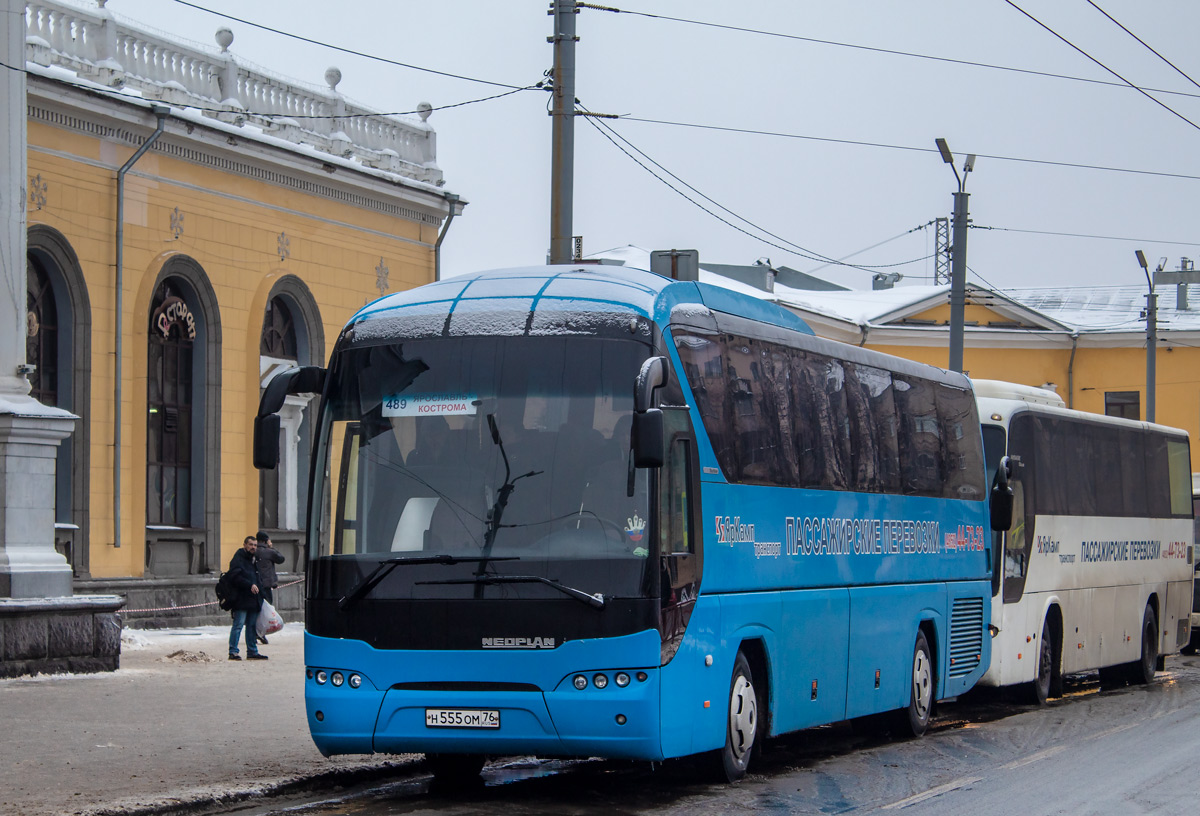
left=1003, top=0, right=1200, bottom=133
left=1085, top=0, right=1200, bottom=92
left=615, top=115, right=1200, bottom=183
left=169, top=0, right=530, bottom=90
left=971, top=224, right=1200, bottom=249
left=578, top=2, right=1200, bottom=102
left=804, top=223, right=937, bottom=276
left=580, top=105, right=932, bottom=272
left=12, top=58, right=540, bottom=120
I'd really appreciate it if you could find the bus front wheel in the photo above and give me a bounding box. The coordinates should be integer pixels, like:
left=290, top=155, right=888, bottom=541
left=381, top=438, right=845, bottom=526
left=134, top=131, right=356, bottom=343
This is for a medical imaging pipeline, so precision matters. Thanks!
left=896, top=630, right=933, bottom=737
left=710, top=650, right=759, bottom=783
left=1028, top=617, right=1054, bottom=705
left=1129, top=605, right=1158, bottom=685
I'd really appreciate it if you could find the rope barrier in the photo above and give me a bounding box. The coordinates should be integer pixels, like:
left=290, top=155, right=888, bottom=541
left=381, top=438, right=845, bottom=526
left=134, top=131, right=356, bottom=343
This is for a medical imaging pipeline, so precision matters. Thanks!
left=123, top=576, right=306, bottom=614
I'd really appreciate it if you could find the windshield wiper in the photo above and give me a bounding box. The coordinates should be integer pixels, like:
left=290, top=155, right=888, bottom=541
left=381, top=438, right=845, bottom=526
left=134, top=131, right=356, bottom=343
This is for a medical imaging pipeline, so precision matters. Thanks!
left=476, top=413, right=542, bottom=597
left=338, top=555, right=519, bottom=611
left=419, top=575, right=606, bottom=610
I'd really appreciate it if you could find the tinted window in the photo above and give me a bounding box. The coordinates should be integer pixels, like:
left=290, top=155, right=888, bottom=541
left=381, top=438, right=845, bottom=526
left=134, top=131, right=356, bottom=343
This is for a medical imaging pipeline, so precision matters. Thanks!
left=1009, top=412, right=1185, bottom=519
left=673, top=328, right=984, bottom=501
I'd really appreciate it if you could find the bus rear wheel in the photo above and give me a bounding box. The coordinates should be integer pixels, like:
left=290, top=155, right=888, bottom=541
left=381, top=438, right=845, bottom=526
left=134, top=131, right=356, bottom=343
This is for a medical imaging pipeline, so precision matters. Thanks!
left=896, top=630, right=933, bottom=737
left=710, top=650, right=759, bottom=783
left=1129, top=605, right=1158, bottom=685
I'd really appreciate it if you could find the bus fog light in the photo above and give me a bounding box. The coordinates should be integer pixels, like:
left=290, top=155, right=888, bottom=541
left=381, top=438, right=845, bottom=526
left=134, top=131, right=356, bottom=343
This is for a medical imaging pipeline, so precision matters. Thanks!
left=348, top=673, right=362, bottom=689
left=593, top=673, right=608, bottom=689
left=315, top=710, right=324, bottom=722
left=315, top=670, right=328, bottom=685
left=573, top=674, right=588, bottom=690
left=615, top=672, right=630, bottom=687
left=331, top=671, right=344, bottom=687
left=615, top=714, right=627, bottom=725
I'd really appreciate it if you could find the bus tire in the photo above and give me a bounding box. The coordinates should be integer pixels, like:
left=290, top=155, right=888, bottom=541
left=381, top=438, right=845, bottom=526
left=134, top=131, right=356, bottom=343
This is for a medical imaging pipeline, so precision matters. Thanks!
left=1028, top=617, right=1054, bottom=705
left=1129, top=605, right=1158, bottom=685
left=896, top=630, right=934, bottom=737
left=425, top=753, right=486, bottom=783
left=711, top=650, right=759, bottom=783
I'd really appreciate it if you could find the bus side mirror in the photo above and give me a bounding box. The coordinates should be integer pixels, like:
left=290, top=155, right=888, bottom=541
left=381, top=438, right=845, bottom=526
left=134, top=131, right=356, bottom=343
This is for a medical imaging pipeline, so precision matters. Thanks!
left=253, top=413, right=281, bottom=469
left=254, top=365, right=325, bottom=470
left=990, top=456, right=1013, bottom=531
left=633, top=409, right=664, bottom=469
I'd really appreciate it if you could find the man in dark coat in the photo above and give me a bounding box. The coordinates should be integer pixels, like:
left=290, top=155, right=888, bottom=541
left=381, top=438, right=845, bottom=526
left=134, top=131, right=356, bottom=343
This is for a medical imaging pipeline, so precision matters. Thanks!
left=253, top=531, right=286, bottom=644
left=227, top=535, right=267, bottom=661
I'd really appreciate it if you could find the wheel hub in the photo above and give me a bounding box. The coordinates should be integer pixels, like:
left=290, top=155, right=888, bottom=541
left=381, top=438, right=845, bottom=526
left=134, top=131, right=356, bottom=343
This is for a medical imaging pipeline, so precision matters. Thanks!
left=729, top=674, right=757, bottom=760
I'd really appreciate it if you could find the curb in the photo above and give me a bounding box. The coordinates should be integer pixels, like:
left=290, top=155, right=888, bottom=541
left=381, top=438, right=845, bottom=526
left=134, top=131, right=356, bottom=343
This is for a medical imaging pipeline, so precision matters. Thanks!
left=84, top=758, right=424, bottom=816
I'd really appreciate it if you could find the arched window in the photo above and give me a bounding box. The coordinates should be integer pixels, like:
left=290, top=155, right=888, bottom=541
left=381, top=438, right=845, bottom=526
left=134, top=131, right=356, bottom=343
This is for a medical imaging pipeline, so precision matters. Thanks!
left=26, top=256, right=59, bottom=406
left=147, top=280, right=195, bottom=527
left=259, top=296, right=298, bottom=530
left=261, top=296, right=297, bottom=359
left=143, top=257, right=221, bottom=577
left=257, top=280, right=323, bottom=554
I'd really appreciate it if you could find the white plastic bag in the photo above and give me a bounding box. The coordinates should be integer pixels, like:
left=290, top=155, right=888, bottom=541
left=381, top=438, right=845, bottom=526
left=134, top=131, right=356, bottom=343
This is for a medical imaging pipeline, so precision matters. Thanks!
left=256, top=599, right=284, bottom=636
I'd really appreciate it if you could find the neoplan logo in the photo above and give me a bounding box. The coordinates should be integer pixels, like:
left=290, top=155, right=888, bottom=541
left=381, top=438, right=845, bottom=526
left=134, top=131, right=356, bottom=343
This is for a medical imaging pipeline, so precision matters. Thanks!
left=481, top=637, right=556, bottom=649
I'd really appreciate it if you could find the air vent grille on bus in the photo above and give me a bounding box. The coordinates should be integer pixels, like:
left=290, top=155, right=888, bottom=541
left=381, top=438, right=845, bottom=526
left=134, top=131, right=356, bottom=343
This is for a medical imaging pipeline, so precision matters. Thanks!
left=949, top=597, right=985, bottom=678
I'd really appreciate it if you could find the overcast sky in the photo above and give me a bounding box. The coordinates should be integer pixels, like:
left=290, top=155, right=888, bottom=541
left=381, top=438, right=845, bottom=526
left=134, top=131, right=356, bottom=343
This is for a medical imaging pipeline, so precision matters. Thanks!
left=102, top=0, right=1200, bottom=291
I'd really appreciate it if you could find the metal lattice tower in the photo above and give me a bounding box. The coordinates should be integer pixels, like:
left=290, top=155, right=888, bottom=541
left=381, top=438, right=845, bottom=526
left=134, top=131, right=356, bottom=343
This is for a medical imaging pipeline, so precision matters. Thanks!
left=934, top=217, right=951, bottom=285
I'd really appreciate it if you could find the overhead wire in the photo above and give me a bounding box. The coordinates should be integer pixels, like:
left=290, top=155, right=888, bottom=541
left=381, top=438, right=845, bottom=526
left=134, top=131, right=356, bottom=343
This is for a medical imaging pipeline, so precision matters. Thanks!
left=616, top=115, right=1200, bottom=183
left=168, top=0, right=530, bottom=90
left=577, top=2, right=1200, bottom=102
left=970, top=223, right=1200, bottom=249
left=579, top=103, right=933, bottom=273
left=1084, top=0, right=1200, bottom=92
left=1002, top=0, right=1200, bottom=133
left=9, top=58, right=542, bottom=120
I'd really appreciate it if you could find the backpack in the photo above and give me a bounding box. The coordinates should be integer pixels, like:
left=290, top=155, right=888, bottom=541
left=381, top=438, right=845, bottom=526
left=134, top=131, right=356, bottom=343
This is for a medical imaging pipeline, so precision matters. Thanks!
left=215, top=571, right=236, bottom=611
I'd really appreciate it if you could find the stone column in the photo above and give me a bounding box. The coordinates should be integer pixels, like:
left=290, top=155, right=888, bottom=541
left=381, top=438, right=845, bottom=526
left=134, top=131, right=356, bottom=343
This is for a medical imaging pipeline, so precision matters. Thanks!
left=1, top=0, right=77, bottom=599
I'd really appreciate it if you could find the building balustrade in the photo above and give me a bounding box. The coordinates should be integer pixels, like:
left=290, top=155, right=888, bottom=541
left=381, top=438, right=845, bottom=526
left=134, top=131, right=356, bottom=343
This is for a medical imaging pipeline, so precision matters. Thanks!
left=24, top=0, right=441, bottom=184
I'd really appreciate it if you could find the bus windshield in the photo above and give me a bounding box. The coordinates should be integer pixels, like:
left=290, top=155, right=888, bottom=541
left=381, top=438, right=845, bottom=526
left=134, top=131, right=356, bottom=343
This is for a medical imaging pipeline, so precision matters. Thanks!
left=310, top=334, right=654, bottom=603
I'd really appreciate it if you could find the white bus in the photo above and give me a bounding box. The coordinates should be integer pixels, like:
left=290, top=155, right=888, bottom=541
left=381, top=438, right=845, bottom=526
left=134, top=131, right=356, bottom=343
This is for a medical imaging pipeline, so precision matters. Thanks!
left=974, top=380, right=1195, bottom=703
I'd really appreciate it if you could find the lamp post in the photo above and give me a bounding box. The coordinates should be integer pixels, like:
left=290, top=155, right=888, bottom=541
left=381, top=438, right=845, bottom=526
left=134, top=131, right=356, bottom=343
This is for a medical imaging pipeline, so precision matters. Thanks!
left=935, top=138, right=975, bottom=374
left=1135, top=250, right=1156, bottom=423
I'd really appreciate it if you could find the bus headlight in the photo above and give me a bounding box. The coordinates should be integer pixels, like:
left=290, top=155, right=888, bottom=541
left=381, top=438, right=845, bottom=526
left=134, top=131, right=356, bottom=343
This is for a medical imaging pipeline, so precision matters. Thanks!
left=315, top=670, right=328, bottom=685
left=348, top=673, right=362, bottom=689
left=573, top=674, right=588, bottom=690
left=593, top=673, right=609, bottom=689
left=331, top=671, right=344, bottom=687
left=615, top=672, right=631, bottom=687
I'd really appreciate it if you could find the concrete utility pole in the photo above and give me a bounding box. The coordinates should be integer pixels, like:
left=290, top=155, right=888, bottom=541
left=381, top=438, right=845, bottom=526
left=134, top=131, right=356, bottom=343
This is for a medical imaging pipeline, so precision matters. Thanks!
left=1136, top=250, right=1158, bottom=423
left=935, top=139, right=975, bottom=374
left=548, top=0, right=577, bottom=265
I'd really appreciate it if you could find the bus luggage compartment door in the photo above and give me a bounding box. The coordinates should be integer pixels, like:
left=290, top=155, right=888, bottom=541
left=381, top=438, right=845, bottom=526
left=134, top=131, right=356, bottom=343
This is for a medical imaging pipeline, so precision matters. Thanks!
left=373, top=689, right=562, bottom=756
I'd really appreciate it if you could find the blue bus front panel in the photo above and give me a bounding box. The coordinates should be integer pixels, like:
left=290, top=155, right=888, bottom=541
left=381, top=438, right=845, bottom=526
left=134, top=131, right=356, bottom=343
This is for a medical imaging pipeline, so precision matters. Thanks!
left=305, top=628, right=667, bottom=760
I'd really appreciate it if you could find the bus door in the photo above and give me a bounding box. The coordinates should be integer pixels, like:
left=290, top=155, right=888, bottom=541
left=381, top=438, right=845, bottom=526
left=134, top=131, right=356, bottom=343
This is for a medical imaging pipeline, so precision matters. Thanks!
left=657, top=407, right=701, bottom=665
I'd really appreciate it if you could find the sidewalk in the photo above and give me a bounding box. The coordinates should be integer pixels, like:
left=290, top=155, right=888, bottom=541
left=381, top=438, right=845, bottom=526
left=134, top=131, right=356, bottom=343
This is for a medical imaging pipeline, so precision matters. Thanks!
left=0, top=622, right=421, bottom=816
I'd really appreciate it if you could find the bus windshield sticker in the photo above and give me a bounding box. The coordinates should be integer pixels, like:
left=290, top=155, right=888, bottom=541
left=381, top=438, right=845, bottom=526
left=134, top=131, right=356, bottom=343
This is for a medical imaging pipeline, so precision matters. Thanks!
left=382, top=392, right=478, bottom=417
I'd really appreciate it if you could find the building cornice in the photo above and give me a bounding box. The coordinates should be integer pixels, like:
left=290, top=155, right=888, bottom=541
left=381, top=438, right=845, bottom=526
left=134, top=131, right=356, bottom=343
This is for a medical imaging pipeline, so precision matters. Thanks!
left=27, top=75, right=459, bottom=227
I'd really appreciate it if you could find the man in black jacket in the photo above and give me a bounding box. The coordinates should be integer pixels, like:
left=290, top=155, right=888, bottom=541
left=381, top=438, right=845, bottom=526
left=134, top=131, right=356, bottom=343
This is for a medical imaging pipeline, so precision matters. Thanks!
left=227, top=536, right=267, bottom=661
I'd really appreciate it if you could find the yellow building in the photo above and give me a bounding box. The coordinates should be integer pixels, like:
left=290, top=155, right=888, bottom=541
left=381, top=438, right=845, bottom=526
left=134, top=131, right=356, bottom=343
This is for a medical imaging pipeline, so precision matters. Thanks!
left=21, top=1, right=461, bottom=622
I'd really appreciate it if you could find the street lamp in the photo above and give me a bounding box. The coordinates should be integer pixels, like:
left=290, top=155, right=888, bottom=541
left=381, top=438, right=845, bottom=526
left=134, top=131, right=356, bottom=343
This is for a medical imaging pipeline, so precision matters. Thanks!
left=935, top=139, right=976, bottom=373
left=1135, top=250, right=1156, bottom=422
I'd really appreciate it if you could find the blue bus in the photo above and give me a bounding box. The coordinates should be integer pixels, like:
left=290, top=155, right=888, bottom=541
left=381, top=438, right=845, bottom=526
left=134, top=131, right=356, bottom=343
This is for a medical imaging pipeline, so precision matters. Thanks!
left=255, top=264, right=1002, bottom=782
